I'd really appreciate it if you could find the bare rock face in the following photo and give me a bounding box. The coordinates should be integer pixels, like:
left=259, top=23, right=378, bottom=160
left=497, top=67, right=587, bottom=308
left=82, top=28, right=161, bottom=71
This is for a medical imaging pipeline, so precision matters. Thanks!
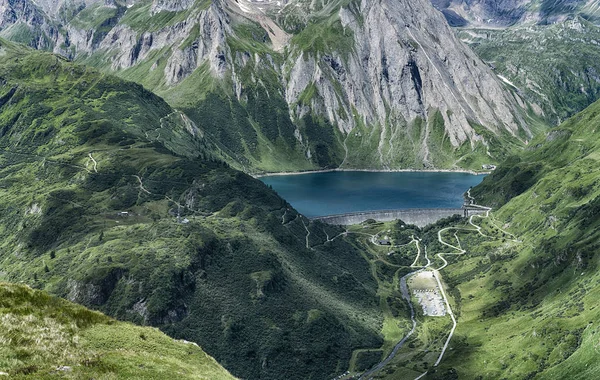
left=0, top=0, right=59, bottom=49
left=164, top=3, right=231, bottom=84
left=285, top=0, right=527, bottom=166
left=43, top=0, right=231, bottom=81
left=151, top=0, right=195, bottom=14
left=30, top=0, right=83, bottom=19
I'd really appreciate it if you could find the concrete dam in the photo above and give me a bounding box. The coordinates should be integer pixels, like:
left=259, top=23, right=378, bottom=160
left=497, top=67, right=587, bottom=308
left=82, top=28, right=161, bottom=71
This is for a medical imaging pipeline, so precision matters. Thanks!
left=311, top=208, right=486, bottom=228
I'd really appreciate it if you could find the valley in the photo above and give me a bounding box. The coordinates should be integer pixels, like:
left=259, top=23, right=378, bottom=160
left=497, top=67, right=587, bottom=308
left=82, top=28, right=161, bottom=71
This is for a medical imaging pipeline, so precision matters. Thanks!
left=323, top=191, right=498, bottom=378
left=0, top=0, right=599, bottom=379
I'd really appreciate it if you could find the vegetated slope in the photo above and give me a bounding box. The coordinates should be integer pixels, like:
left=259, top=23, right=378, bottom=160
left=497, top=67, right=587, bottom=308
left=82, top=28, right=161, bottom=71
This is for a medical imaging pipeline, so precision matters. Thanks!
left=431, top=0, right=600, bottom=27
left=0, top=39, right=383, bottom=380
left=424, top=98, right=600, bottom=378
left=459, top=17, right=600, bottom=126
left=0, top=0, right=532, bottom=172
left=0, top=282, right=236, bottom=379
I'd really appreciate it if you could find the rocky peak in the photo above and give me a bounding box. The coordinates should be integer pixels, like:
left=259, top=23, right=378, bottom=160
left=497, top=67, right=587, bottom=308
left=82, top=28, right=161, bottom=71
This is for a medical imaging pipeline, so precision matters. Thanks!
left=431, top=0, right=600, bottom=28
left=164, top=1, right=231, bottom=83
left=151, top=0, right=195, bottom=14
left=285, top=0, right=527, bottom=161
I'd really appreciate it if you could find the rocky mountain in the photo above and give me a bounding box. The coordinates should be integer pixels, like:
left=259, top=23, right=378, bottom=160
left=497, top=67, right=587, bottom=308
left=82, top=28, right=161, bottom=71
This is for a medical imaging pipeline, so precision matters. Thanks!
left=0, top=282, right=236, bottom=379
left=0, top=0, right=533, bottom=172
left=428, top=1, right=600, bottom=126
left=279, top=0, right=530, bottom=170
left=432, top=0, right=600, bottom=27
left=460, top=17, right=600, bottom=125
left=0, top=39, right=385, bottom=380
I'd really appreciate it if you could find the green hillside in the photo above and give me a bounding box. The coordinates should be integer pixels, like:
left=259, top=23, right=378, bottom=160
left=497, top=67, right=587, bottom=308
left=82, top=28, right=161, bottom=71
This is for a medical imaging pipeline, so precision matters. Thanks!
left=0, top=282, right=236, bottom=379
left=428, top=97, right=600, bottom=378
left=2, top=2, right=600, bottom=378
left=0, top=39, right=383, bottom=380
left=323, top=98, right=600, bottom=378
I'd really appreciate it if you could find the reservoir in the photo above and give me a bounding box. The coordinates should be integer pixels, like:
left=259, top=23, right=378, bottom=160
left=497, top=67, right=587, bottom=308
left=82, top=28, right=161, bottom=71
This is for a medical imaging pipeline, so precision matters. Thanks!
left=260, top=171, right=486, bottom=218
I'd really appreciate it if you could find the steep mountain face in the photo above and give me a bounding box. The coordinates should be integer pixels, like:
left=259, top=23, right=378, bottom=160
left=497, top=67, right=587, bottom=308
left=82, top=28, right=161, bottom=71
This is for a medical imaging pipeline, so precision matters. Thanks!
left=0, top=0, right=59, bottom=49
left=0, top=0, right=532, bottom=172
left=432, top=0, right=600, bottom=27
left=281, top=0, right=529, bottom=170
left=0, top=40, right=383, bottom=380
left=0, top=282, right=236, bottom=379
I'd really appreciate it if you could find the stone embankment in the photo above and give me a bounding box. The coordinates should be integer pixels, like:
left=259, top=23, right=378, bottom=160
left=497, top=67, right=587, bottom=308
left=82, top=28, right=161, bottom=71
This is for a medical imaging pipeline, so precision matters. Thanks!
left=312, top=208, right=486, bottom=227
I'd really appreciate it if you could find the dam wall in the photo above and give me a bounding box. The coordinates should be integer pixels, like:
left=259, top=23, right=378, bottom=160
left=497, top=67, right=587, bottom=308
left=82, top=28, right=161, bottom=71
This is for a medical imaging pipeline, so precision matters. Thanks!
left=312, top=208, right=486, bottom=227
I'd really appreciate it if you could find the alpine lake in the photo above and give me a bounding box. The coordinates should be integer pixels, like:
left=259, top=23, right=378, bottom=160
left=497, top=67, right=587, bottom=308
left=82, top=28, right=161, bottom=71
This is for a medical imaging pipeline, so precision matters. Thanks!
left=260, top=171, right=486, bottom=218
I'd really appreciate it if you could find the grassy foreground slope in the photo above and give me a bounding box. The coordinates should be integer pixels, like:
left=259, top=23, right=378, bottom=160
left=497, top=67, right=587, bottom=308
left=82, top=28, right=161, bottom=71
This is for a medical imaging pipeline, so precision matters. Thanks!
left=0, top=282, right=235, bottom=379
left=425, top=96, right=600, bottom=378
left=0, top=39, right=383, bottom=380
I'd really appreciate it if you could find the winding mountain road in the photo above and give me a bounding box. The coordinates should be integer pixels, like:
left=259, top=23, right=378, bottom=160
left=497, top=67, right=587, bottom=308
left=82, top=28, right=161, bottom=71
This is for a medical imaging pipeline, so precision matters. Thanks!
left=432, top=270, right=457, bottom=367
left=88, top=153, right=98, bottom=173
left=359, top=190, right=500, bottom=379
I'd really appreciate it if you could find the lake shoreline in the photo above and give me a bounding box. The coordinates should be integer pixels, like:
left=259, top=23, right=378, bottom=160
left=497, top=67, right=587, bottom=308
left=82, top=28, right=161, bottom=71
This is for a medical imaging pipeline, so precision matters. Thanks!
left=252, top=168, right=491, bottom=178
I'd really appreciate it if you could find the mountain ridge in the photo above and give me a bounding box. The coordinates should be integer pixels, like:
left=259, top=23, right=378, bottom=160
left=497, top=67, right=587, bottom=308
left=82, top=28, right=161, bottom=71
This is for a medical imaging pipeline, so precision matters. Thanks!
left=0, top=0, right=534, bottom=172
left=456, top=15, right=600, bottom=126
left=432, top=0, right=600, bottom=27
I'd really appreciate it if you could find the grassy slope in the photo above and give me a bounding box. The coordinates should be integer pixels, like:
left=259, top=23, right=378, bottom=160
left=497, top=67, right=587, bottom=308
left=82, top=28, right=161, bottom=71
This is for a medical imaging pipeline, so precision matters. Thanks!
left=0, top=39, right=383, bottom=380
left=0, top=282, right=235, bottom=379
left=424, top=98, right=600, bottom=379
left=339, top=100, right=600, bottom=377
left=323, top=98, right=600, bottom=378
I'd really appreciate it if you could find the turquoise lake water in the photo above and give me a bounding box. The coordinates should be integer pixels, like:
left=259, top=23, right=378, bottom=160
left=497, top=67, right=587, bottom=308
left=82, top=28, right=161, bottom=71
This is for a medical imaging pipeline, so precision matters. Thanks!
left=260, top=171, right=486, bottom=217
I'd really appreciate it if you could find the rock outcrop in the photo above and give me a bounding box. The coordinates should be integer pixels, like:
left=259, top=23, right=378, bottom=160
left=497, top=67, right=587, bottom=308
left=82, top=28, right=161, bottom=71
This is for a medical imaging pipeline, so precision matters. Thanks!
left=164, top=3, right=231, bottom=83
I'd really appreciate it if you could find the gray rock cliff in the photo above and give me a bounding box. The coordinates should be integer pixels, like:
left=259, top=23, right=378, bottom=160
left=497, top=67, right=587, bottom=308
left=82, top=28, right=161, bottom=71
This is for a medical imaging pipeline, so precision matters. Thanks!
left=284, top=0, right=527, bottom=166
